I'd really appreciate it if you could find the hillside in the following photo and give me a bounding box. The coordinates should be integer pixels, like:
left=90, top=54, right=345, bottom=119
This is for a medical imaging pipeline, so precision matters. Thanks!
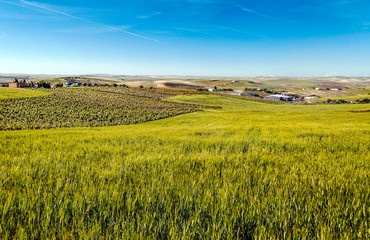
left=0, top=88, right=203, bottom=130
left=0, top=90, right=369, bottom=239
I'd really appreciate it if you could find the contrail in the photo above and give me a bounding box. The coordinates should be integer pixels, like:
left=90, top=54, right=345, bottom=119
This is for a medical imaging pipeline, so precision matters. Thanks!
left=20, top=0, right=162, bottom=42
left=0, top=0, right=161, bottom=43
left=0, top=0, right=36, bottom=11
left=20, top=0, right=95, bottom=23
left=235, top=4, right=280, bottom=21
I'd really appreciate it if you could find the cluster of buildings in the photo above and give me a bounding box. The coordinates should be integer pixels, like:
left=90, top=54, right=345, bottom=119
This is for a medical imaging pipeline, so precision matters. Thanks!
left=9, top=82, right=27, bottom=88
left=254, top=93, right=322, bottom=102
left=7, top=78, right=106, bottom=89
left=265, top=94, right=294, bottom=101
left=208, top=87, right=323, bottom=102
left=210, top=90, right=324, bottom=102
left=209, top=86, right=346, bottom=102
left=62, top=82, right=82, bottom=88
left=315, top=87, right=342, bottom=91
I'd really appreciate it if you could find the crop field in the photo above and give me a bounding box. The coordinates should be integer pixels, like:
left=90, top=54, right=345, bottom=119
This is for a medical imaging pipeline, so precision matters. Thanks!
left=310, top=94, right=370, bottom=103
left=94, top=87, right=204, bottom=99
left=0, top=89, right=369, bottom=239
left=172, top=93, right=284, bottom=106
left=344, top=89, right=370, bottom=95
left=40, top=78, right=67, bottom=83
left=290, top=89, right=359, bottom=98
left=0, top=88, right=50, bottom=99
left=0, top=88, right=201, bottom=130
left=213, top=79, right=319, bottom=91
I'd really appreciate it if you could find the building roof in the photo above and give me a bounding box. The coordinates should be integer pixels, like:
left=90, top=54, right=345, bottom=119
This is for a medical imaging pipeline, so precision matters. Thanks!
left=267, top=94, right=291, bottom=98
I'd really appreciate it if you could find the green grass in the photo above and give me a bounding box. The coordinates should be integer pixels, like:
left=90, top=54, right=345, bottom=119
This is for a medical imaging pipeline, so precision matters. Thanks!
left=41, top=78, right=67, bottom=83
left=0, top=88, right=50, bottom=99
left=311, top=94, right=370, bottom=103
left=331, top=94, right=370, bottom=100
left=0, top=94, right=369, bottom=239
left=291, top=89, right=359, bottom=98
left=170, top=94, right=284, bottom=107
left=344, top=88, right=370, bottom=95
left=170, top=94, right=276, bottom=110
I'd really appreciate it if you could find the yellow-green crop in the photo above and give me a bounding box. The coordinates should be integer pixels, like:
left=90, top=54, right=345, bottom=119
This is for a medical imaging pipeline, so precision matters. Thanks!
left=0, top=88, right=49, bottom=99
left=0, top=91, right=369, bottom=239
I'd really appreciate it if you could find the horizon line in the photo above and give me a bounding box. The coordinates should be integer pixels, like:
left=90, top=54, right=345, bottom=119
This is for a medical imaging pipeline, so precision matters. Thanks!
left=1, top=72, right=369, bottom=78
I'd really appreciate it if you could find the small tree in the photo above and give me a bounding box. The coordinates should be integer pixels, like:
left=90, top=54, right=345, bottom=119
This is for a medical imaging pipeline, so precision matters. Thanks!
left=38, top=80, right=51, bottom=88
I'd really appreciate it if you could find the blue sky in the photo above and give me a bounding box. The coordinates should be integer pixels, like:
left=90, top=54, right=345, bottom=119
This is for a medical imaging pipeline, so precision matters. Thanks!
left=0, top=0, right=369, bottom=76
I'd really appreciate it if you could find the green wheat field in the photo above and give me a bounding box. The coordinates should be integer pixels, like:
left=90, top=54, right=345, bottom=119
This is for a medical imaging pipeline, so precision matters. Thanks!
left=0, top=88, right=369, bottom=239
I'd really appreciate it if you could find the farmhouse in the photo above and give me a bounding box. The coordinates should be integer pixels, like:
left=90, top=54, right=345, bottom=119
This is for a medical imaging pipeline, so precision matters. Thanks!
left=315, top=87, right=324, bottom=90
left=265, top=94, right=293, bottom=101
left=229, top=91, right=245, bottom=96
left=331, top=88, right=342, bottom=91
left=302, top=95, right=320, bottom=99
left=9, top=82, right=26, bottom=88
left=208, top=89, right=216, bottom=92
left=63, top=82, right=73, bottom=87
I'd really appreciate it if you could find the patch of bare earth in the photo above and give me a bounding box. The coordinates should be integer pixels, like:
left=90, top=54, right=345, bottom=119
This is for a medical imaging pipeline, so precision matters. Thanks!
left=290, top=89, right=358, bottom=98
left=125, top=81, right=156, bottom=88
left=154, top=80, right=205, bottom=90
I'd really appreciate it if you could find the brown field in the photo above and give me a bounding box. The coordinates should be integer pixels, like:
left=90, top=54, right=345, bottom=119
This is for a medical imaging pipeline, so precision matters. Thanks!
left=289, top=89, right=362, bottom=98
left=154, top=80, right=205, bottom=90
